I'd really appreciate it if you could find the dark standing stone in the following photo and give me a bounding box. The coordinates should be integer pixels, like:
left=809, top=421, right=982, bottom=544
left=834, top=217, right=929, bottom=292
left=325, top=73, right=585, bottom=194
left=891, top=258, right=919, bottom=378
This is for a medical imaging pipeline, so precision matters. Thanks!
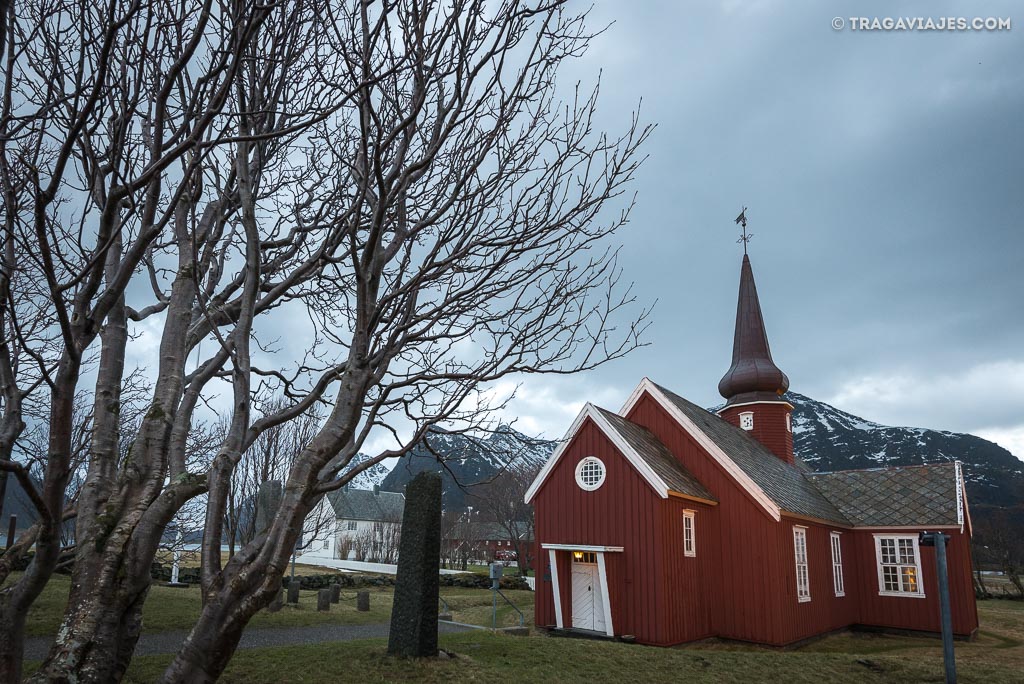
left=255, top=481, right=283, bottom=535
left=5, top=514, right=16, bottom=549
left=317, top=588, right=331, bottom=612
left=357, top=590, right=370, bottom=612
left=330, top=584, right=341, bottom=603
left=267, top=587, right=284, bottom=613
left=387, top=472, right=442, bottom=658
left=287, top=583, right=300, bottom=604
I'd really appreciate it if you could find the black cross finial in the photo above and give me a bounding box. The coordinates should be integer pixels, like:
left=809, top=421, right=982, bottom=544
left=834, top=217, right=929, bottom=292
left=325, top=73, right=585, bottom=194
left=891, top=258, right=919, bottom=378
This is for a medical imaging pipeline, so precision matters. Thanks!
left=734, top=207, right=752, bottom=254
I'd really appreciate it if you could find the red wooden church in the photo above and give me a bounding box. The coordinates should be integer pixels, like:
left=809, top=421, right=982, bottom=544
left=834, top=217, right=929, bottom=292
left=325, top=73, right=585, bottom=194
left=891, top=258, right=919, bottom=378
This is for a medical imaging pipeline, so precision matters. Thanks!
left=525, top=254, right=978, bottom=646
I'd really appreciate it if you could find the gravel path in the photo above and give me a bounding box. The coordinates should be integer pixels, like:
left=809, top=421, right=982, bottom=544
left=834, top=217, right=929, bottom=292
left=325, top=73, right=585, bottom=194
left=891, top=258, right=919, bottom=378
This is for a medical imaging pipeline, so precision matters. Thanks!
left=24, top=621, right=477, bottom=662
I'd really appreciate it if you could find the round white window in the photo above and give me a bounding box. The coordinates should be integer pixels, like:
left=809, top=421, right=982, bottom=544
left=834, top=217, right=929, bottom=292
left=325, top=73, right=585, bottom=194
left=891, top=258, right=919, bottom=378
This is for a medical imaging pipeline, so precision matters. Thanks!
left=575, top=456, right=606, bottom=491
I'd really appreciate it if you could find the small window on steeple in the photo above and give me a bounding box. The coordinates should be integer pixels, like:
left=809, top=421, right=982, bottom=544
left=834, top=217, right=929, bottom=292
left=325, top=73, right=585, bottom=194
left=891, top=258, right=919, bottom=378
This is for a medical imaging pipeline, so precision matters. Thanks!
left=786, top=413, right=792, bottom=432
left=739, top=411, right=754, bottom=431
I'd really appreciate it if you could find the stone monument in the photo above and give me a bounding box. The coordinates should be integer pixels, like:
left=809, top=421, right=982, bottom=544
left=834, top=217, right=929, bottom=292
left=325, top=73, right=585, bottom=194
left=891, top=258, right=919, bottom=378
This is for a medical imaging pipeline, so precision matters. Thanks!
left=386, top=472, right=442, bottom=657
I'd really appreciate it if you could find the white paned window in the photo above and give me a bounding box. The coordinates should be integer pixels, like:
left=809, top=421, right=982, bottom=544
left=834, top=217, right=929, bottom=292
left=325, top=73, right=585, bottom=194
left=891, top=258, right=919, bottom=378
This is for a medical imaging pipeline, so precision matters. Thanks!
left=793, top=526, right=811, bottom=602
left=575, top=456, right=607, bottom=491
left=739, top=411, right=754, bottom=431
left=786, top=413, right=792, bottom=432
left=830, top=532, right=844, bottom=597
left=875, top=535, right=924, bottom=597
left=683, top=510, right=696, bottom=557
left=346, top=520, right=358, bottom=531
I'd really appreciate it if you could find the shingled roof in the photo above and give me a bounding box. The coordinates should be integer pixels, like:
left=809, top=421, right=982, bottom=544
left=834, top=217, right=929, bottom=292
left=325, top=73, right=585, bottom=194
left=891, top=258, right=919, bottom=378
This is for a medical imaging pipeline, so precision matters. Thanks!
left=805, top=464, right=962, bottom=527
left=326, top=487, right=405, bottom=522
left=653, top=382, right=964, bottom=528
left=653, top=383, right=849, bottom=524
left=595, top=406, right=717, bottom=504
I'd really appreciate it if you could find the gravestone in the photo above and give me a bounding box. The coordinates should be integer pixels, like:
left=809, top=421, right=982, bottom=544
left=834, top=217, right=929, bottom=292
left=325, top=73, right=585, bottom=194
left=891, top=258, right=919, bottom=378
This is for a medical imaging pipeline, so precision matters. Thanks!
left=287, top=583, right=300, bottom=604
left=357, top=590, right=370, bottom=612
left=330, top=584, right=341, bottom=603
left=317, top=589, right=331, bottom=612
left=387, top=472, right=442, bottom=657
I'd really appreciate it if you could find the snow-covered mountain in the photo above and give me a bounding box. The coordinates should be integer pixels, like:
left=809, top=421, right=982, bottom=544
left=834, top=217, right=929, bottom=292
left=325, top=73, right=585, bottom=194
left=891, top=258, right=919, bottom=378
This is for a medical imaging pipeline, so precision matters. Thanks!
left=338, top=453, right=392, bottom=490
left=379, top=425, right=555, bottom=509
left=787, top=391, right=1024, bottom=510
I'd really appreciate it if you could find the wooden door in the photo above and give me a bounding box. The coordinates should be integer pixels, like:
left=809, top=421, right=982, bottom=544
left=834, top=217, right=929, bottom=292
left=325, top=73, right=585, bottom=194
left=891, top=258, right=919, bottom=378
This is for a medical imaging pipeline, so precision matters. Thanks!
left=572, top=562, right=604, bottom=631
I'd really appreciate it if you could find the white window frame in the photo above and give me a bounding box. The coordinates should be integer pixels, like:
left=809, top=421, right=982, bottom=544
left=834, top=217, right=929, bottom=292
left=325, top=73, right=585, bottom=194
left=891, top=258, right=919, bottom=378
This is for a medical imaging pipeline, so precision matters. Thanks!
left=346, top=520, right=358, bottom=531
left=575, top=456, right=607, bottom=492
left=786, top=413, right=792, bottom=432
left=874, top=534, right=925, bottom=598
left=683, top=510, right=696, bottom=557
left=830, top=532, right=844, bottom=597
left=793, top=526, right=811, bottom=602
left=739, top=411, right=754, bottom=431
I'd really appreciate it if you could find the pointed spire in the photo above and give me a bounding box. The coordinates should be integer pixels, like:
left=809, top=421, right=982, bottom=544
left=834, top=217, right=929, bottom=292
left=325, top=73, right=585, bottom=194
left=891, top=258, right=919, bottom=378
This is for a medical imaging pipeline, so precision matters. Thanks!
left=718, top=254, right=789, bottom=405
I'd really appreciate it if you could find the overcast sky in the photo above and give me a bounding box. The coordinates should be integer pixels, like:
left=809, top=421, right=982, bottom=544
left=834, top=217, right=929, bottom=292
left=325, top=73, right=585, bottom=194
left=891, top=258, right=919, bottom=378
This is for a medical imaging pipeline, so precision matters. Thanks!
left=488, top=0, right=1024, bottom=460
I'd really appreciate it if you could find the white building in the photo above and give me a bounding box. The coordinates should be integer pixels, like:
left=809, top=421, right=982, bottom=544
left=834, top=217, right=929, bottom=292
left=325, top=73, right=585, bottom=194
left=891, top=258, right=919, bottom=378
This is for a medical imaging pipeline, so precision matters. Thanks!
left=299, top=485, right=405, bottom=562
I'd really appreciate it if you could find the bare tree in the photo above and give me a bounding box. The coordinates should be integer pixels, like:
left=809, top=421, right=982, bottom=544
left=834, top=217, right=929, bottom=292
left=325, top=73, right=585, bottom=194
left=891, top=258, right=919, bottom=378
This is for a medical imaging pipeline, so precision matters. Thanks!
left=974, top=508, right=1024, bottom=599
left=2, top=0, right=650, bottom=681
left=473, top=464, right=541, bottom=576
left=0, top=0, right=282, bottom=679
left=225, top=399, right=324, bottom=556
left=158, top=3, right=649, bottom=680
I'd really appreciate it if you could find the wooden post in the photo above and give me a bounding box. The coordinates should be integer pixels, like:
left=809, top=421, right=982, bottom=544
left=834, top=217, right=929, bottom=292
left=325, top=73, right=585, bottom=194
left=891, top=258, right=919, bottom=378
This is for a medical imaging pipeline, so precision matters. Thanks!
left=287, top=583, right=300, bottom=604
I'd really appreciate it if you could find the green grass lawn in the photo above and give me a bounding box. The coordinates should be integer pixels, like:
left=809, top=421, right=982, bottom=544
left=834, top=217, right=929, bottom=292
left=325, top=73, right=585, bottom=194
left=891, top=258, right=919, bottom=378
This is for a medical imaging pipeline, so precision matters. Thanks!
left=108, top=600, right=1024, bottom=683
left=20, top=572, right=534, bottom=636
left=19, top=571, right=1024, bottom=683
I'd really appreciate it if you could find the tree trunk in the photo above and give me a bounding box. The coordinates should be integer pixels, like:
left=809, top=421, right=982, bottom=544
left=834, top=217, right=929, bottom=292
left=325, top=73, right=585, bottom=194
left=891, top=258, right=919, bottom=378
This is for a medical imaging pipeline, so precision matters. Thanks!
left=0, top=357, right=80, bottom=681
left=32, top=222, right=201, bottom=682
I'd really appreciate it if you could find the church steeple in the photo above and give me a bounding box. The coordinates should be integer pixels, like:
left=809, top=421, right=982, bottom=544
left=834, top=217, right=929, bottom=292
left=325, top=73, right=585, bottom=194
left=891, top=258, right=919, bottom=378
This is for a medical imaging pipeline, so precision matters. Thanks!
left=717, top=251, right=795, bottom=465
left=718, top=254, right=790, bottom=405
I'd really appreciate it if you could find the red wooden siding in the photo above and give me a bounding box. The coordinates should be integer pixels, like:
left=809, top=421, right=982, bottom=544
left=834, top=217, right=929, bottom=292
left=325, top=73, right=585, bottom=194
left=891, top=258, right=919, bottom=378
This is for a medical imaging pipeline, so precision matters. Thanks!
left=720, top=402, right=794, bottom=465
left=533, top=388, right=980, bottom=647
left=627, top=393, right=793, bottom=643
left=846, top=528, right=978, bottom=636
left=533, top=417, right=669, bottom=642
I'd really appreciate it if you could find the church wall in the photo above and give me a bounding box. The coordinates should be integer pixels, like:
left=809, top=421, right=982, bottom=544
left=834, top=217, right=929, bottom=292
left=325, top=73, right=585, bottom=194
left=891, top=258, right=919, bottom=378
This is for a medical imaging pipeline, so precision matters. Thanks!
left=626, top=393, right=792, bottom=644
left=772, top=516, right=860, bottom=644
left=532, top=418, right=670, bottom=643
left=847, top=527, right=979, bottom=637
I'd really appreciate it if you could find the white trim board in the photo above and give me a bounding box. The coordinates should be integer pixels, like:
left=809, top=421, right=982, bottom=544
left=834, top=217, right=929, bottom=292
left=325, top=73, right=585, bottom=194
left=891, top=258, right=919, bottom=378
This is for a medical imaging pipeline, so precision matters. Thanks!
left=548, top=549, right=564, bottom=629
left=619, top=378, right=782, bottom=521
left=595, top=552, right=615, bottom=637
left=542, top=544, right=625, bottom=552
left=524, top=403, right=673, bottom=503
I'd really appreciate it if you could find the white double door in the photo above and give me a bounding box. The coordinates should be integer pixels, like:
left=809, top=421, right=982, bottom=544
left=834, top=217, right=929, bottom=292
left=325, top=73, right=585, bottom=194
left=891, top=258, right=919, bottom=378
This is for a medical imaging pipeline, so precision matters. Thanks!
left=571, top=561, right=606, bottom=632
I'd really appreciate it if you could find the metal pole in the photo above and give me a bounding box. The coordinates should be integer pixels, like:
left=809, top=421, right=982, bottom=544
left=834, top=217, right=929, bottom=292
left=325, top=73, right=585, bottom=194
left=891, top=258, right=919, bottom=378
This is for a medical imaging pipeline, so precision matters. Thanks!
left=5, top=514, right=16, bottom=549
left=935, top=533, right=957, bottom=684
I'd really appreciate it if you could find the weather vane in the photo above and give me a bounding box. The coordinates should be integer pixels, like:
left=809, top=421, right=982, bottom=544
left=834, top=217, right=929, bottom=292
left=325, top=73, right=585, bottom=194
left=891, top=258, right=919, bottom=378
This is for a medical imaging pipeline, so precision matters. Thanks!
left=734, top=207, right=752, bottom=254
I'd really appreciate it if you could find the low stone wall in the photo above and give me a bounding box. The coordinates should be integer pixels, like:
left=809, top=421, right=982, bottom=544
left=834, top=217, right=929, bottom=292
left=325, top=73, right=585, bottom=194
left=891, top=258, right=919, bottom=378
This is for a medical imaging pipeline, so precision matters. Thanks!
left=149, top=564, right=531, bottom=591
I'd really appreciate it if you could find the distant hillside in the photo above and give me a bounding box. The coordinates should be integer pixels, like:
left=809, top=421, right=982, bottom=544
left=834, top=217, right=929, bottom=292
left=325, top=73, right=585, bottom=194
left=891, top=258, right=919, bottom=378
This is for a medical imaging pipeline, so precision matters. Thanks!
left=787, top=391, right=1024, bottom=510
left=380, top=425, right=555, bottom=509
